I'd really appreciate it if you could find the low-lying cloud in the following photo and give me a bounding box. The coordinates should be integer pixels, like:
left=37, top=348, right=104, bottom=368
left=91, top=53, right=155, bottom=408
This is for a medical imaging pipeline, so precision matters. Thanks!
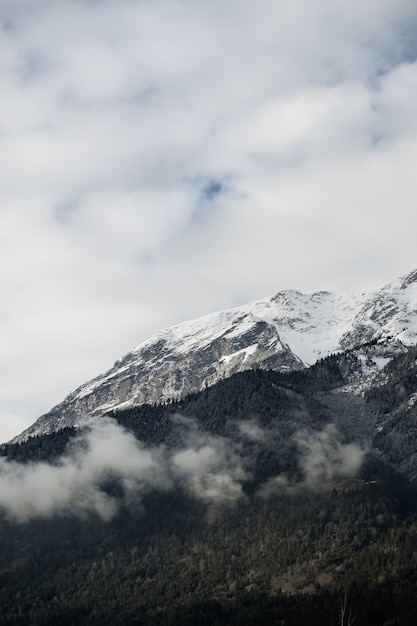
left=296, top=424, right=366, bottom=487
left=172, top=428, right=249, bottom=503
left=0, top=420, right=169, bottom=523
left=0, top=419, right=366, bottom=523
left=258, top=424, right=366, bottom=497
left=0, top=417, right=250, bottom=522
left=237, top=420, right=267, bottom=443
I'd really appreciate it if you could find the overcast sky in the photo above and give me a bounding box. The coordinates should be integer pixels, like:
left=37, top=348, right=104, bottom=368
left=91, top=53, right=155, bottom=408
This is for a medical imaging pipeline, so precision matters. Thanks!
left=1, top=0, right=417, bottom=442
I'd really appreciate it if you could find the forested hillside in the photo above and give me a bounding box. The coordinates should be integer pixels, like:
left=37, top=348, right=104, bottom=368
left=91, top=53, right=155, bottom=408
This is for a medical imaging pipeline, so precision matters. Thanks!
left=1, top=349, right=417, bottom=625
left=0, top=475, right=416, bottom=625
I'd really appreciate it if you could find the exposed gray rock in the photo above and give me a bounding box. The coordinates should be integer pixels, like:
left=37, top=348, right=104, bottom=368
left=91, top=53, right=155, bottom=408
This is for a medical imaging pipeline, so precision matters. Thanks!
left=12, top=268, right=417, bottom=443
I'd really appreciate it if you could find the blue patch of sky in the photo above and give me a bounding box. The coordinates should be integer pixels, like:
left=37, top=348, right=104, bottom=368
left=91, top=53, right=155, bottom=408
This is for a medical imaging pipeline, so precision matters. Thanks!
left=183, top=178, right=226, bottom=229
left=202, top=180, right=223, bottom=202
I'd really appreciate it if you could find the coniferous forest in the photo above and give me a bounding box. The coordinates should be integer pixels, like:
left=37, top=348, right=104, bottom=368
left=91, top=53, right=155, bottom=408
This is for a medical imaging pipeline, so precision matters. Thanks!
left=1, top=350, right=417, bottom=625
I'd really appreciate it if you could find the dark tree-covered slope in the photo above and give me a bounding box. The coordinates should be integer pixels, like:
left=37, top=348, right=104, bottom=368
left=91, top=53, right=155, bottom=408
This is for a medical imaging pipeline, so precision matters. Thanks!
left=2, top=347, right=417, bottom=624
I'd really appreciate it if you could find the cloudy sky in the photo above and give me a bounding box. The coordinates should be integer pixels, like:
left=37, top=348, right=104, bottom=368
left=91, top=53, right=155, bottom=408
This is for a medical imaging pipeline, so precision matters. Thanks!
left=1, top=0, right=417, bottom=442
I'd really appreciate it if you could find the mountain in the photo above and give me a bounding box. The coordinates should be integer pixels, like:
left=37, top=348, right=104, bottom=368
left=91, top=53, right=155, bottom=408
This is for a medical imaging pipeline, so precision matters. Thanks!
left=2, top=352, right=417, bottom=625
left=3, top=270, right=417, bottom=625
left=13, top=268, right=417, bottom=443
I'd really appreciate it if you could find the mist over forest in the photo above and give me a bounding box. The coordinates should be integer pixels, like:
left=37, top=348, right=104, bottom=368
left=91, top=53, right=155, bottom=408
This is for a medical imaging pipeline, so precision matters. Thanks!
left=2, top=356, right=417, bottom=625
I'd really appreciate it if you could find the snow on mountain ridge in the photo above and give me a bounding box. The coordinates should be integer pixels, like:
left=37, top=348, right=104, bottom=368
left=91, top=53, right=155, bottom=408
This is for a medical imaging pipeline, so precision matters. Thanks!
left=11, top=269, right=417, bottom=443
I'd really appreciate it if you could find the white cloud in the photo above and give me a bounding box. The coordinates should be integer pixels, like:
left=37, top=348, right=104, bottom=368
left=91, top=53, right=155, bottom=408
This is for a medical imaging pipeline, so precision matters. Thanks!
left=0, top=420, right=169, bottom=522
left=296, top=425, right=366, bottom=487
left=238, top=421, right=267, bottom=443
left=0, top=0, right=417, bottom=440
left=172, top=438, right=248, bottom=503
left=257, top=425, right=366, bottom=497
left=0, top=418, right=250, bottom=521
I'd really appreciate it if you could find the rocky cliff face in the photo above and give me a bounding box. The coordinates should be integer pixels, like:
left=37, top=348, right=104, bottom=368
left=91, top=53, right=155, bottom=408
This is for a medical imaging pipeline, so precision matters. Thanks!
left=12, top=269, right=417, bottom=443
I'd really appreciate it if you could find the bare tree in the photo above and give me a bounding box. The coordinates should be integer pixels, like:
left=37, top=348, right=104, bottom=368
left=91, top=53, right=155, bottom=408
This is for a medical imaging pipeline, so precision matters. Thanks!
left=339, top=593, right=355, bottom=626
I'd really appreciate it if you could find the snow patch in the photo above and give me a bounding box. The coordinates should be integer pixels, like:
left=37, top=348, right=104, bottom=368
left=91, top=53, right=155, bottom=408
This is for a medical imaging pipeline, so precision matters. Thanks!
left=220, top=344, right=258, bottom=364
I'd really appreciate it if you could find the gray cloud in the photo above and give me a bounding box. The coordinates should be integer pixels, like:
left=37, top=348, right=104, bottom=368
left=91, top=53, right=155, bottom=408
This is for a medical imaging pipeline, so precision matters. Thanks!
left=238, top=420, right=267, bottom=444
left=0, top=418, right=368, bottom=522
left=0, top=417, right=250, bottom=522
left=171, top=426, right=249, bottom=503
left=257, top=425, right=366, bottom=497
left=296, top=425, right=366, bottom=488
left=0, top=0, right=417, bottom=440
left=0, top=420, right=169, bottom=523
left=202, top=181, right=223, bottom=202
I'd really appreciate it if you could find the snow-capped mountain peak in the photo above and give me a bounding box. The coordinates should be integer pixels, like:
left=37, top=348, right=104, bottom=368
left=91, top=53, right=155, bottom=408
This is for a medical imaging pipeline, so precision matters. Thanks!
left=12, top=269, right=417, bottom=443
